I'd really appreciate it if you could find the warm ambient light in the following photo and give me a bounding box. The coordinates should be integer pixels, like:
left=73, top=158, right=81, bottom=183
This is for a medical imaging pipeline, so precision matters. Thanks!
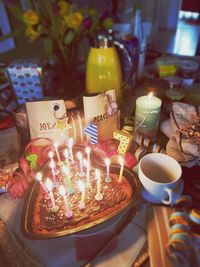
left=45, top=178, right=53, bottom=192
left=48, top=151, right=54, bottom=159
left=36, top=172, right=42, bottom=181
left=118, top=156, right=124, bottom=183
left=147, top=92, right=153, bottom=100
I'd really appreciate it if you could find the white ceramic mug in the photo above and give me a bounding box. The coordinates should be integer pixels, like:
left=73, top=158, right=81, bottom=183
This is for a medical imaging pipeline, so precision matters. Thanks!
left=138, top=153, right=183, bottom=205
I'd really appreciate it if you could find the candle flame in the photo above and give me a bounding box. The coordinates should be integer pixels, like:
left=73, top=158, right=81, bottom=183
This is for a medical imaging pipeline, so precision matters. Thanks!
left=62, top=166, right=69, bottom=175
left=83, top=159, right=89, bottom=168
left=119, top=156, right=124, bottom=167
left=63, top=149, right=69, bottom=158
left=45, top=178, right=53, bottom=191
left=48, top=151, right=54, bottom=159
left=95, top=169, right=101, bottom=180
left=49, top=159, right=55, bottom=169
left=147, top=92, right=153, bottom=100
left=54, top=141, right=59, bottom=148
left=77, top=151, right=82, bottom=160
left=77, top=180, right=85, bottom=192
left=68, top=137, right=73, bottom=148
left=59, top=185, right=66, bottom=196
left=105, top=158, right=110, bottom=166
left=36, top=172, right=42, bottom=181
left=85, top=147, right=91, bottom=154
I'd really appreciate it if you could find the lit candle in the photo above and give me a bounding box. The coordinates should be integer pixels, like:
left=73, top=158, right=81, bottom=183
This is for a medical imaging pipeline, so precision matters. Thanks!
left=105, top=158, right=111, bottom=183
left=45, top=178, right=56, bottom=210
left=83, top=159, right=91, bottom=188
left=118, top=156, right=124, bottom=183
left=63, top=148, right=70, bottom=169
left=134, top=92, right=162, bottom=140
left=35, top=172, right=48, bottom=194
left=68, top=138, right=74, bottom=164
left=48, top=151, right=54, bottom=160
left=85, top=147, right=91, bottom=169
left=77, top=180, right=86, bottom=210
left=49, top=160, right=57, bottom=184
left=77, top=152, right=85, bottom=176
left=62, top=166, right=74, bottom=194
left=95, top=169, right=103, bottom=201
left=54, top=141, right=62, bottom=165
left=59, top=185, right=73, bottom=218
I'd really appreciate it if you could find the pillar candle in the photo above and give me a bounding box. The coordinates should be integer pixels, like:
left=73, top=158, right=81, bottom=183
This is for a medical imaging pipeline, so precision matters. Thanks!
left=134, top=93, right=162, bottom=140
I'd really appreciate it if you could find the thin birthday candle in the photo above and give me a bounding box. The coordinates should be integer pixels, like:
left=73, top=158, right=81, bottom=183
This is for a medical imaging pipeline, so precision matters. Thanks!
left=77, top=180, right=86, bottom=210
left=77, top=152, right=84, bottom=176
left=49, top=160, right=57, bottom=184
left=85, top=147, right=91, bottom=169
left=48, top=151, right=54, bottom=160
left=45, top=178, right=56, bottom=210
left=95, top=169, right=103, bottom=201
left=118, top=156, right=124, bottom=183
left=83, top=159, right=91, bottom=188
left=63, top=149, right=70, bottom=169
left=54, top=141, right=61, bottom=164
left=35, top=172, right=48, bottom=193
left=105, top=158, right=111, bottom=183
left=59, top=185, right=73, bottom=218
left=62, top=166, right=74, bottom=194
left=68, top=138, right=74, bottom=164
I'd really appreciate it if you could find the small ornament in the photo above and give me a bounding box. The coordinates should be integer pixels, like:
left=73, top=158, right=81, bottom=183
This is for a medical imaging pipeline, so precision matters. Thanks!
left=113, top=129, right=133, bottom=155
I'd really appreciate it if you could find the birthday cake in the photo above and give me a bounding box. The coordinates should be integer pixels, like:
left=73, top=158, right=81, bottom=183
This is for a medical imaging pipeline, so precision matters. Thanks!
left=23, top=146, right=138, bottom=238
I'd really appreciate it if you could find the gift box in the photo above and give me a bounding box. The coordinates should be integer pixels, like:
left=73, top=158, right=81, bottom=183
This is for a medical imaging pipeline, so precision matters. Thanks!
left=0, top=112, right=21, bottom=166
left=0, top=64, right=17, bottom=111
left=7, top=60, right=44, bottom=105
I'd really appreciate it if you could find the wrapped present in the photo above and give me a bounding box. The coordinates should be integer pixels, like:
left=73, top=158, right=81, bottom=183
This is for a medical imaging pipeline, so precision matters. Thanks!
left=0, top=162, right=18, bottom=193
left=7, top=60, right=43, bottom=105
left=0, top=65, right=17, bottom=111
left=166, top=102, right=200, bottom=167
left=0, top=111, right=21, bottom=165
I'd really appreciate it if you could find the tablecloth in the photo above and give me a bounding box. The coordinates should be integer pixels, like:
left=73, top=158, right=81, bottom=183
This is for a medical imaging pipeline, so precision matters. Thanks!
left=0, top=193, right=147, bottom=267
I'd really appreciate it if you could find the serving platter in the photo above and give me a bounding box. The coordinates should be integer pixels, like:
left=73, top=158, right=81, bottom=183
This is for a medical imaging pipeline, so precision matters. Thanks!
left=21, top=146, right=141, bottom=239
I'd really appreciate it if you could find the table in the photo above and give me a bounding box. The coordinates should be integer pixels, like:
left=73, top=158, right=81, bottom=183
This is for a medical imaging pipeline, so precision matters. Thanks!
left=0, top=192, right=147, bottom=267
left=0, top=65, right=200, bottom=266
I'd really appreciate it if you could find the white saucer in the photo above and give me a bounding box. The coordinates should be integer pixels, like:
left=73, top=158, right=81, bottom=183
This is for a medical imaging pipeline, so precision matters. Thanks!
left=141, top=179, right=184, bottom=205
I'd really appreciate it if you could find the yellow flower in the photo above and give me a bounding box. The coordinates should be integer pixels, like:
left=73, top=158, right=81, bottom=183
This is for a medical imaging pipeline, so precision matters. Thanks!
left=58, top=1, right=70, bottom=15
left=25, top=26, right=40, bottom=41
left=23, top=10, right=39, bottom=26
left=64, top=12, right=83, bottom=30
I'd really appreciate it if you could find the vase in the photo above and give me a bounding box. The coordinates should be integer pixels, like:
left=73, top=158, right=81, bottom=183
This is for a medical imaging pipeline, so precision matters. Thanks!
left=43, top=63, right=84, bottom=99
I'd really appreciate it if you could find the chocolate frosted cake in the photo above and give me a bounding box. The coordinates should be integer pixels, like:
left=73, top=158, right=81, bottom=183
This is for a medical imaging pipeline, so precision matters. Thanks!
left=22, top=147, right=138, bottom=238
left=32, top=168, right=132, bottom=235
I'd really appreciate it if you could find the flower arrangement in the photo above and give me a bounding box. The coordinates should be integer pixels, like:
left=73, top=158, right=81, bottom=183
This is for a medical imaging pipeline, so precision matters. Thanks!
left=4, top=0, right=114, bottom=69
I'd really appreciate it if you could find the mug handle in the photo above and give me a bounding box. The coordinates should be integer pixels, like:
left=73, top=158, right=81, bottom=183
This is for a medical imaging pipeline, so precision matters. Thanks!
left=162, top=188, right=176, bottom=206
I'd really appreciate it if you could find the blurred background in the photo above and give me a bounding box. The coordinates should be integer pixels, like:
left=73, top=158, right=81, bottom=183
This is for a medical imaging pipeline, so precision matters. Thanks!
left=0, top=0, right=199, bottom=62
